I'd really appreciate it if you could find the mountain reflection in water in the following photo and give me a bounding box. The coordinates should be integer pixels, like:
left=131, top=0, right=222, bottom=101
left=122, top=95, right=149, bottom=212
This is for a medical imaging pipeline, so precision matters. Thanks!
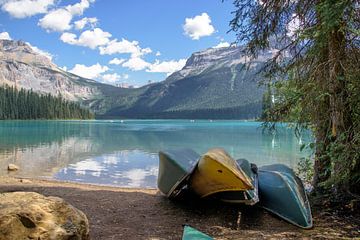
left=0, top=120, right=310, bottom=188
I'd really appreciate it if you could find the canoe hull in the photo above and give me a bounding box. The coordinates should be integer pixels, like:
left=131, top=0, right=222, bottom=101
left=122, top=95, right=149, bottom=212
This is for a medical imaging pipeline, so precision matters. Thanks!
left=213, top=159, right=259, bottom=205
left=182, top=226, right=213, bottom=240
left=258, top=164, right=313, bottom=229
left=190, top=148, right=254, bottom=198
left=157, top=149, right=199, bottom=198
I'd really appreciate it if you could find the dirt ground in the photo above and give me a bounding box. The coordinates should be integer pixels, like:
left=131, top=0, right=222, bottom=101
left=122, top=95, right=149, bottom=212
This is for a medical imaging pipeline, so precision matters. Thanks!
left=0, top=176, right=359, bottom=240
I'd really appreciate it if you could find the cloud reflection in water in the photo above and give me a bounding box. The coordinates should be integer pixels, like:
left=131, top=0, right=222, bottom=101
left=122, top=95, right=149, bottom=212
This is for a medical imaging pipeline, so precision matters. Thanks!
left=55, top=150, right=158, bottom=188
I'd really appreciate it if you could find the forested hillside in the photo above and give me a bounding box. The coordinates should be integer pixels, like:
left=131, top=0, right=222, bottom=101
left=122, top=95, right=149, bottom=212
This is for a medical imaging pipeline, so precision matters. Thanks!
left=0, top=86, right=94, bottom=120
left=102, top=46, right=270, bottom=119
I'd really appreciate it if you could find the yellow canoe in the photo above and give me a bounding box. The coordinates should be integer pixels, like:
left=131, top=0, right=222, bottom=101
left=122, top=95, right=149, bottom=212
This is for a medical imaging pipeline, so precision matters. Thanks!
left=190, top=148, right=254, bottom=198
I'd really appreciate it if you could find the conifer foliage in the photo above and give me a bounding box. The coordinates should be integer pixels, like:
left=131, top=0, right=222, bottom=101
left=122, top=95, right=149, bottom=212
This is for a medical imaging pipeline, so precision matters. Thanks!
left=229, top=0, right=359, bottom=195
left=0, top=86, right=94, bottom=120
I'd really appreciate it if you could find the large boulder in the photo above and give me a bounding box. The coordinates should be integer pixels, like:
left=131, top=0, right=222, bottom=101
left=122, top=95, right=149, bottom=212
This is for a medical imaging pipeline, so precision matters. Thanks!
left=0, top=192, right=89, bottom=240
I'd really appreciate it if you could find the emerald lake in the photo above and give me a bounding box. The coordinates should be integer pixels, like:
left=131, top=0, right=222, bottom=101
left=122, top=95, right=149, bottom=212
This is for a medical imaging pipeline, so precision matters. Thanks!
left=0, top=120, right=310, bottom=188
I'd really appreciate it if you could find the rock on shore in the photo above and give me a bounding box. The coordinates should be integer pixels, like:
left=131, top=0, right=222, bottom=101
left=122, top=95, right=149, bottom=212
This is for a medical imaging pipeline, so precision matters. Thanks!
left=0, top=192, right=89, bottom=240
left=7, top=164, right=19, bottom=171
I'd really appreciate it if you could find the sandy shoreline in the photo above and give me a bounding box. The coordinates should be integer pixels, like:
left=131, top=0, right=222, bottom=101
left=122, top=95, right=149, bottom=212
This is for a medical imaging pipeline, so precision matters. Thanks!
left=0, top=176, right=359, bottom=239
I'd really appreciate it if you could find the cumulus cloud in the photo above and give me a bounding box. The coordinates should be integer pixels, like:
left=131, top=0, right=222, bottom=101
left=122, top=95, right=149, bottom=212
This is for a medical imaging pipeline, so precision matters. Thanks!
left=109, top=58, right=126, bottom=65
left=0, top=31, right=11, bottom=40
left=65, top=0, right=91, bottom=16
left=183, top=13, right=215, bottom=40
left=69, top=63, right=109, bottom=79
left=213, top=41, right=230, bottom=48
left=122, top=57, right=150, bottom=71
left=1, top=0, right=54, bottom=18
left=38, top=0, right=94, bottom=32
left=121, top=56, right=186, bottom=75
left=60, top=32, right=77, bottom=44
left=147, top=59, right=186, bottom=75
left=155, top=51, right=161, bottom=56
left=99, top=38, right=151, bottom=57
left=75, top=28, right=111, bottom=49
left=60, top=28, right=111, bottom=49
left=101, top=73, right=120, bottom=83
left=38, top=8, right=73, bottom=32
left=101, top=73, right=129, bottom=84
left=74, top=17, right=98, bottom=30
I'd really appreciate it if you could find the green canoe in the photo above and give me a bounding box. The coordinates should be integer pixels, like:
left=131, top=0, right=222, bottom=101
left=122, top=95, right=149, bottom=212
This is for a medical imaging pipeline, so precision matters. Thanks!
left=211, top=159, right=259, bottom=205
left=182, top=226, right=213, bottom=240
left=158, top=149, right=199, bottom=199
left=258, top=164, right=313, bottom=229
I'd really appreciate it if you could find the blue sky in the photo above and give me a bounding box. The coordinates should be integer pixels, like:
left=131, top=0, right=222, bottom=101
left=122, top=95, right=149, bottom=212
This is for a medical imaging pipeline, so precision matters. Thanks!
left=0, top=0, right=236, bottom=86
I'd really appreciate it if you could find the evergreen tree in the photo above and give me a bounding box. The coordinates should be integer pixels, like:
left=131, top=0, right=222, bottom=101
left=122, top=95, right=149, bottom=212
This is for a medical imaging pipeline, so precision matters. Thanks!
left=228, top=0, right=359, bottom=195
left=0, top=85, right=94, bottom=120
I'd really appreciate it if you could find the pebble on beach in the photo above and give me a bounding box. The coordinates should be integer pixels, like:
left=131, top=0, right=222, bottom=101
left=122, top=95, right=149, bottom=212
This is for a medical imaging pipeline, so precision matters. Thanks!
left=7, top=164, right=19, bottom=171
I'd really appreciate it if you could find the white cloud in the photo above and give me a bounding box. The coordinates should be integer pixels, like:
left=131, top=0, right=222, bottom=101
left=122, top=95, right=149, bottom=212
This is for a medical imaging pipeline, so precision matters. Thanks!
left=109, top=57, right=126, bottom=65
left=102, top=73, right=120, bottom=83
left=26, top=42, right=53, bottom=60
left=38, top=0, right=94, bottom=32
left=60, top=32, right=77, bottom=44
left=74, top=17, right=98, bottom=30
left=99, top=39, right=137, bottom=55
left=101, top=72, right=129, bottom=84
left=155, top=51, right=161, bottom=56
left=1, top=0, right=54, bottom=18
left=122, top=57, right=150, bottom=71
left=0, top=31, right=11, bottom=40
left=99, top=38, right=151, bottom=57
left=76, top=28, right=111, bottom=49
left=140, top=47, right=152, bottom=56
left=60, top=28, right=111, bottom=49
left=121, top=56, right=186, bottom=75
left=213, top=41, right=230, bottom=48
left=65, top=0, right=91, bottom=16
left=69, top=63, right=109, bottom=79
left=147, top=59, right=186, bottom=75
left=183, top=13, right=215, bottom=40
left=38, top=8, right=73, bottom=32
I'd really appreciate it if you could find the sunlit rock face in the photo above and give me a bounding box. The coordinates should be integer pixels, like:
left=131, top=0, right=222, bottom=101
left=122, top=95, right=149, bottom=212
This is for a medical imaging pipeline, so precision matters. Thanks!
left=165, top=46, right=276, bottom=83
left=0, top=192, right=89, bottom=240
left=0, top=39, right=119, bottom=112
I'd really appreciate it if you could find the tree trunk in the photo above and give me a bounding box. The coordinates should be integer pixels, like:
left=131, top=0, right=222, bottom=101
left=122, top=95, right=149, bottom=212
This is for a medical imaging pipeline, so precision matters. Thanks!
left=312, top=45, right=331, bottom=190
left=328, top=26, right=347, bottom=138
left=327, top=21, right=353, bottom=192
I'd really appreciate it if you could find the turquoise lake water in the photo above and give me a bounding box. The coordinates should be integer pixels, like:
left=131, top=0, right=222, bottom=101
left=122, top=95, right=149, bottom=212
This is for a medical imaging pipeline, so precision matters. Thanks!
left=0, top=120, right=310, bottom=188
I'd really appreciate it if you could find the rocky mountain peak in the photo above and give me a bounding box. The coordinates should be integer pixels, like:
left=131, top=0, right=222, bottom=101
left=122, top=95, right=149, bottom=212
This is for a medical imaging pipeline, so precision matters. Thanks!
left=0, top=39, right=107, bottom=104
left=0, top=39, right=32, bottom=52
left=184, top=46, right=242, bottom=68
left=0, top=39, right=54, bottom=68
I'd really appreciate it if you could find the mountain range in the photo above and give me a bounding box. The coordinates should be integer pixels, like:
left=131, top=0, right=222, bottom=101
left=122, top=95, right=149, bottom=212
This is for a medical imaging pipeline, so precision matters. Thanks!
left=0, top=39, right=274, bottom=119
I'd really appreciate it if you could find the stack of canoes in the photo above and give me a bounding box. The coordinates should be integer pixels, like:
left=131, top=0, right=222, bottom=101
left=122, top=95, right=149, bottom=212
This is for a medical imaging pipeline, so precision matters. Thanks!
left=157, top=148, right=313, bottom=229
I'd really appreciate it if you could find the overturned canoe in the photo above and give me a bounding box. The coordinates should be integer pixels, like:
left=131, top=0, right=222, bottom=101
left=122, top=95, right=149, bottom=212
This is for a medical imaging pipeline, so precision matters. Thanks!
left=182, top=226, right=213, bottom=240
left=157, top=149, right=199, bottom=198
left=258, top=164, right=313, bottom=229
left=190, top=148, right=254, bottom=198
left=213, top=159, right=259, bottom=205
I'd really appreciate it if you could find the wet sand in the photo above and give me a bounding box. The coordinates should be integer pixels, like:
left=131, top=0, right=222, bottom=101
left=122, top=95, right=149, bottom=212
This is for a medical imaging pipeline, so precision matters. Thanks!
left=0, top=176, right=359, bottom=239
